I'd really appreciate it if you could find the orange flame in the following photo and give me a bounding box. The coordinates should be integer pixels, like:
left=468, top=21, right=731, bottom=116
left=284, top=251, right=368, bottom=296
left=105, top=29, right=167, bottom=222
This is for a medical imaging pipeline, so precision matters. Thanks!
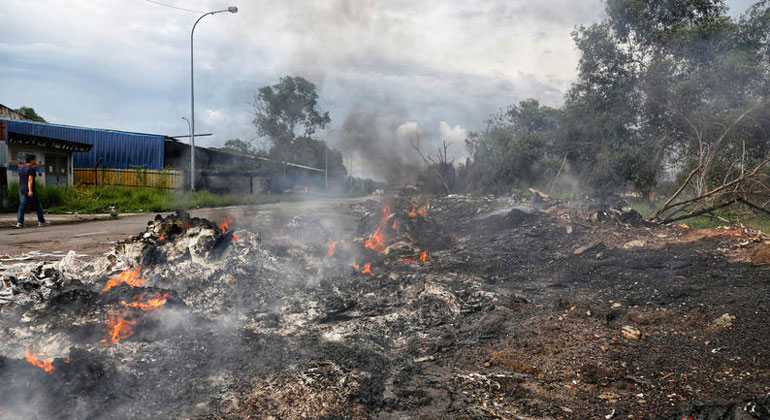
left=361, top=262, right=372, bottom=274
left=232, top=233, right=241, bottom=242
left=219, top=216, right=234, bottom=233
left=25, top=347, right=54, bottom=373
left=365, top=204, right=392, bottom=253
left=403, top=251, right=429, bottom=262
left=103, top=268, right=147, bottom=291
left=408, top=201, right=429, bottom=218
left=157, top=235, right=165, bottom=242
left=101, top=314, right=138, bottom=345
left=327, top=239, right=339, bottom=257
left=121, top=292, right=170, bottom=311
left=392, top=221, right=398, bottom=230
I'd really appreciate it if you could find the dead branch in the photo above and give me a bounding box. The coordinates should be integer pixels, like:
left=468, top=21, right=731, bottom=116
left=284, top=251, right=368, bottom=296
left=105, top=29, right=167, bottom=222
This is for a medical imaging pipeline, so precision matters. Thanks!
left=660, top=198, right=740, bottom=225
left=698, top=104, right=762, bottom=192
left=649, top=102, right=768, bottom=222
left=411, top=134, right=451, bottom=194
left=737, top=198, right=770, bottom=217
left=651, top=158, right=770, bottom=223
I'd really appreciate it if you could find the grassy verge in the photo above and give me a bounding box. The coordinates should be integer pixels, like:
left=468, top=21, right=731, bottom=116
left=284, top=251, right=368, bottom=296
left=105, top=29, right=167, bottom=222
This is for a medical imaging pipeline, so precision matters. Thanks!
left=627, top=198, right=770, bottom=234
left=8, top=183, right=305, bottom=214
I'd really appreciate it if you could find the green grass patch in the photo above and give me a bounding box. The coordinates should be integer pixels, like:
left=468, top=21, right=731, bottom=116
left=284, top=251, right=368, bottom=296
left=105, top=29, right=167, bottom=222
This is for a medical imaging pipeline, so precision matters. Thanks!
left=8, top=184, right=305, bottom=214
left=626, top=198, right=770, bottom=234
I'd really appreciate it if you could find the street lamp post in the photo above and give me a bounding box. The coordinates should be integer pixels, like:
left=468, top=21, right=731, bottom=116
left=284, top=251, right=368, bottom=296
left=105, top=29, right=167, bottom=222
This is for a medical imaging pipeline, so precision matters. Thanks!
left=190, top=6, right=238, bottom=191
left=181, top=117, right=192, bottom=188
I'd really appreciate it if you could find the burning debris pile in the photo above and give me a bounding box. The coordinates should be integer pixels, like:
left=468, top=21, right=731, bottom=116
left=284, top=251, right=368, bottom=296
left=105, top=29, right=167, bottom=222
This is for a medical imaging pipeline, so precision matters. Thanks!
left=1, top=196, right=770, bottom=419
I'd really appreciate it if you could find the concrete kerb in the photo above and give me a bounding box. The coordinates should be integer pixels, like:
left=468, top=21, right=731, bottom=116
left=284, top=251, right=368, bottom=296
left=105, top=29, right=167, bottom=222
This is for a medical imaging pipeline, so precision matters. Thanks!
left=0, top=212, right=149, bottom=230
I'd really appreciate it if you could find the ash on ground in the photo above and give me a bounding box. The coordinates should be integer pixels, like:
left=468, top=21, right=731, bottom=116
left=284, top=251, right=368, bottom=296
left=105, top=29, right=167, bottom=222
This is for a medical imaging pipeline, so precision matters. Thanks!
left=1, top=195, right=769, bottom=420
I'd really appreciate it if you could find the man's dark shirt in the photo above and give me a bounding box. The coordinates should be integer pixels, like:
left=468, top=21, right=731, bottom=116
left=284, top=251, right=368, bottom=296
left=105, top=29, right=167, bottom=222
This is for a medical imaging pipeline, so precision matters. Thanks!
left=18, top=164, right=36, bottom=194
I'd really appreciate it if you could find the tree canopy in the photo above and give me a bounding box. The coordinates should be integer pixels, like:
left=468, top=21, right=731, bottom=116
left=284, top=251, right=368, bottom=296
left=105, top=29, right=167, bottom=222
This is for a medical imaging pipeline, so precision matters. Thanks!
left=15, top=106, right=46, bottom=122
left=463, top=0, right=770, bottom=209
left=251, top=76, right=346, bottom=180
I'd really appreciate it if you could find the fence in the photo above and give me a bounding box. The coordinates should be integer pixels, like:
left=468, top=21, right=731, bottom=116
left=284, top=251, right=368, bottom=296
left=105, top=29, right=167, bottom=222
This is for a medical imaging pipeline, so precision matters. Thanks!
left=74, top=167, right=184, bottom=190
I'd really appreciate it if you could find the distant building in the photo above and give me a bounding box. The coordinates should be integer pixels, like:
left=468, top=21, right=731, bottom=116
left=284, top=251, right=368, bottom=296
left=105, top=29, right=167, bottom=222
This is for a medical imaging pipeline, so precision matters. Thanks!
left=0, top=104, right=31, bottom=121
left=0, top=116, right=324, bottom=200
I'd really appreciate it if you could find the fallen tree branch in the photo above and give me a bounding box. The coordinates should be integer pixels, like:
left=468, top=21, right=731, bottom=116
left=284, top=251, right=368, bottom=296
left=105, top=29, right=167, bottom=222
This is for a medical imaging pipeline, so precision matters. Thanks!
left=737, top=198, right=770, bottom=218
left=650, top=158, right=770, bottom=223
left=660, top=198, right=740, bottom=225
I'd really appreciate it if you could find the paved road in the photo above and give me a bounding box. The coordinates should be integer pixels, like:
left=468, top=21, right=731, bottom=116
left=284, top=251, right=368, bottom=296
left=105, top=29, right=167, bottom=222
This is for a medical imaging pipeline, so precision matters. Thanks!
left=0, top=196, right=373, bottom=272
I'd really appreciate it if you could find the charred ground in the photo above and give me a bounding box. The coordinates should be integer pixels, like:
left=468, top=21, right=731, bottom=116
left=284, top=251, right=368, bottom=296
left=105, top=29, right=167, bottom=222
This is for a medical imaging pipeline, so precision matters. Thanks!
left=1, top=194, right=769, bottom=419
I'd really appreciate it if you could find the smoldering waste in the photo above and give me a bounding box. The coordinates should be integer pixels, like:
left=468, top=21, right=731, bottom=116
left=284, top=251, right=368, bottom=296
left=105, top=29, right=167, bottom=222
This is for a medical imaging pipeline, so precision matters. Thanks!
left=1, top=196, right=770, bottom=419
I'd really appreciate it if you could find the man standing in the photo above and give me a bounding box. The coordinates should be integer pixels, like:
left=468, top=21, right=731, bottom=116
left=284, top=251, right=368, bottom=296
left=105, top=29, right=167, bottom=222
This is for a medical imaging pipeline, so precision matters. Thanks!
left=16, top=154, right=49, bottom=228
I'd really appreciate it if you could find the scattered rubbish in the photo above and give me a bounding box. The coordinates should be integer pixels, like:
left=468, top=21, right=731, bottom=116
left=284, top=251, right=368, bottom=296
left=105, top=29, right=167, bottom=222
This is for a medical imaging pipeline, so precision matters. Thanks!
left=622, top=325, right=642, bottom=340
left=712, top=313, right=736, bottom=329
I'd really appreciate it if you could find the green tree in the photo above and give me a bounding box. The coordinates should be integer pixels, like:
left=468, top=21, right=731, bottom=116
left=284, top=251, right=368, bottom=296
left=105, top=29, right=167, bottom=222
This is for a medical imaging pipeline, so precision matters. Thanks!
left=565, top=0, right=770, bottom=197
left=16, top=106, right=46, bottom=122
left=222, top=139, right=258, bottom=155
left=253, top=76, right=331, bottom=163
left=466, top=99, right=563, bottom=192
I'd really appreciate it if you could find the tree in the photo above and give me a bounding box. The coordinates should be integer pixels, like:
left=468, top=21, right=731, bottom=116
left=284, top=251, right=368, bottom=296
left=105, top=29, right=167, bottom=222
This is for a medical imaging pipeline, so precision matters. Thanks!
left=222, top=139, right=259, bottom=155
left=562, top=0, right=770, bottom=219
left=15, top=106, right=46, bottom=122
left=253, top=76, right=331, bottom=163
left=465, top=99, right=563, bottom=193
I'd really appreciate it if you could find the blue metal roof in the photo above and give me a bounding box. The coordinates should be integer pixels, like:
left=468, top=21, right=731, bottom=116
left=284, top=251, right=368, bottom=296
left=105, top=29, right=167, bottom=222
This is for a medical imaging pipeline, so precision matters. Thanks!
left=1, top=118, right=165, bottom=169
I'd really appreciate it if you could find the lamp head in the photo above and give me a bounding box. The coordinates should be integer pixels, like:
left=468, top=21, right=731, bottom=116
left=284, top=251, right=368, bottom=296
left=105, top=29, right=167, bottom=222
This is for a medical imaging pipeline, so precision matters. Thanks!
left=228, top=6, right=238, bottom=13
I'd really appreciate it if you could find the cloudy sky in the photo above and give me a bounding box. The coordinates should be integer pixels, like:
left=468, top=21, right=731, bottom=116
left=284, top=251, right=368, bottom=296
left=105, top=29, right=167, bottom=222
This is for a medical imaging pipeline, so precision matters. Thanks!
left=0, top=0, right=758, bottom=180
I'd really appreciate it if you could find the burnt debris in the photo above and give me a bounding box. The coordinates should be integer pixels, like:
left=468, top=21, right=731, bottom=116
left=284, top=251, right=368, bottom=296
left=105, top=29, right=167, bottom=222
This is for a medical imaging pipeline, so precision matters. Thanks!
left=1, top=196, right=769, bottom=419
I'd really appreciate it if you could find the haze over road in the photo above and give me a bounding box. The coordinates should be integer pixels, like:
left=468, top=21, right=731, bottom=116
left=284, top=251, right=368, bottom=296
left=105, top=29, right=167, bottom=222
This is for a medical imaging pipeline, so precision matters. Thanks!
left=0, top=196, right=371, bottom=272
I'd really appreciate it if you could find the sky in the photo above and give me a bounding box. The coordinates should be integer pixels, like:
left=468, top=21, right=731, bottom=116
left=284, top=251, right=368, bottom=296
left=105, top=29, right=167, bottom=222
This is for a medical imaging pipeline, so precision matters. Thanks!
left=0, top=0, right=759, bottom=180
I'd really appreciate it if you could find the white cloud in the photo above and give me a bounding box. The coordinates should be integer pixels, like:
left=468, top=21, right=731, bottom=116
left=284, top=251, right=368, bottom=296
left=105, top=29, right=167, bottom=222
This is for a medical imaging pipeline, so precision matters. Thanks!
left=396, top=121, right=421, bottom=139
left=202, top=109, right=231, bottom=127
left=438, top=121, right=468, bottom=143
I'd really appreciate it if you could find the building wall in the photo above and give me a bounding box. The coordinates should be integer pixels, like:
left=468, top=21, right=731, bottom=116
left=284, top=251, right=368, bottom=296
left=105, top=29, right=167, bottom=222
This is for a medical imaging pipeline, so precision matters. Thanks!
left=0, top=104, right=29, bottom=121
left=5, top=145, right=72, bottom=189
left=1, top=119, right=164, bottom=169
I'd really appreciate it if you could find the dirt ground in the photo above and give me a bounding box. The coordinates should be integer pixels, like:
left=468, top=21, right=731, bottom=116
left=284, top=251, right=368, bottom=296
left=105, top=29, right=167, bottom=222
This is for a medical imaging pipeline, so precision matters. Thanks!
left=1, top=194, right=769, bottom=419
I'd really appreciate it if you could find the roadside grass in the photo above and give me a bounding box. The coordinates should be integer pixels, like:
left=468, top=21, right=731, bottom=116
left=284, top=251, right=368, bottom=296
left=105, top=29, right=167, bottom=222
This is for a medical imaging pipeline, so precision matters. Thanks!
left=8, top=183, right=305, bottom=214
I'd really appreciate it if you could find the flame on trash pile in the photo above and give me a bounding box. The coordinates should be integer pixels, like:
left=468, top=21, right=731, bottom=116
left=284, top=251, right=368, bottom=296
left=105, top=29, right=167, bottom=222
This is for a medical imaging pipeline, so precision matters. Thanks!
left=219, top=216, right=234, bottom=233
left=103, top=268, right=147, bottom=291
left=327, top=239, right=339, bottom=257
left=403, top=251, right=428, bottom=262
left=365, top=203, right=392, bottom=253
left=408, top=201, right=429, bottom=218
left=101, top=314, right=139, bottom=345
left=25, top=347, right=54, bottom=373
left=121, top=292, right=171, bottom=311
left=361, top=262, right=373, bottom=274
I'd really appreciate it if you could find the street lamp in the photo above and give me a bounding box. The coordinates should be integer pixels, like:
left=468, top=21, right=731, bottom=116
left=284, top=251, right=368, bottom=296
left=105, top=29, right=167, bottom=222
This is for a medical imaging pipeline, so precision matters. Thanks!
left=181, top=117, right=192, bottom=187
left=190, top=6, right=238, bottom=191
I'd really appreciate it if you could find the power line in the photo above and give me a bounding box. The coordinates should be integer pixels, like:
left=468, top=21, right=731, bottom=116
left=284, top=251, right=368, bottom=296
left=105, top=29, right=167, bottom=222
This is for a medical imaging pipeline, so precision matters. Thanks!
left=141, top=0, right=204, bottom=13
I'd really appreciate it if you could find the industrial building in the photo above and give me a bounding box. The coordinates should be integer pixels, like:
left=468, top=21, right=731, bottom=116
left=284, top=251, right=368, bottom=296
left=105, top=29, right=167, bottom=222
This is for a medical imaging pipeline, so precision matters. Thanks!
left=0, top=117, right=327, bottom=210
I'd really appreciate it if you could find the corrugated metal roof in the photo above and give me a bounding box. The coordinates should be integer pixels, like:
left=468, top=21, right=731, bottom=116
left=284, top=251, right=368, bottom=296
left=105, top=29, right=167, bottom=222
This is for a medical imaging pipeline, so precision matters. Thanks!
left=1, top=118, right=165, bottom=169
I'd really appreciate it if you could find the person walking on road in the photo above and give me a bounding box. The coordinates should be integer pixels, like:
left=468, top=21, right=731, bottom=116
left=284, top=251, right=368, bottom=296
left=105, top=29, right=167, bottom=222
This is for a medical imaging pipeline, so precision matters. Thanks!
left=16, top=154, right=50, bottom=228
